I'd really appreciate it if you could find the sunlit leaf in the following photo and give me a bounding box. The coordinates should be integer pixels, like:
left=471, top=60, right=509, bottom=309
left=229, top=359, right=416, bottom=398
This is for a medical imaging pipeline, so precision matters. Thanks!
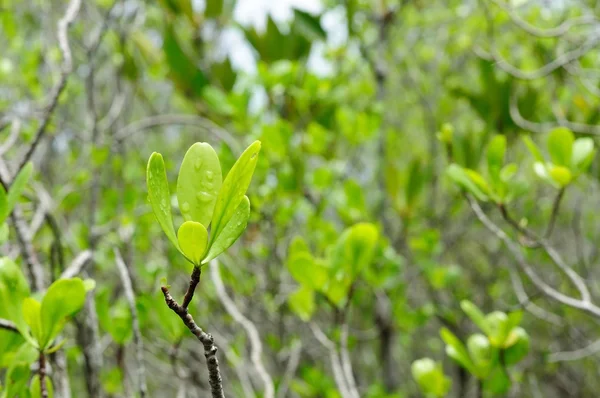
left=40, top=278, right=87, bottom=348
left=547, top=127, right=574, bottom=167
left=202, top=196, right=250, bottom=264
left=177, top=142, right=222, bottom=227
left=177, top=221, right=208, bottom=266
left=147, top=152, right=179, bottom=250
left=209, top=141, right=261, bottom=248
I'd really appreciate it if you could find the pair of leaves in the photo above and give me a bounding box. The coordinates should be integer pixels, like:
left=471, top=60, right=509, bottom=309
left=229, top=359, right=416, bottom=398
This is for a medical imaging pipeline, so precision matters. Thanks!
left=286, top=223, right=379, bottom=320
left=147, top=141, right=260, bottom=267
left=523, top=128, right=595, bottom=188
left=446, top=135, right=522, bottom=204
left=21, top=278, right=87, bottom=350
left=461, top=300, right=523, bottom=347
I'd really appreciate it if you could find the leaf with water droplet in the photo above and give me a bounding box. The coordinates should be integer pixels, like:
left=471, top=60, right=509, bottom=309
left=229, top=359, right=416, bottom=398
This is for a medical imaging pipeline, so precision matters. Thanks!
left=202, top=195, right=250, bottom=264
left=208, top=141, right=260, bottom=249
left=178, top=221, right=208, bottom=266
left=147, top=153, right=180, bottom=251
left=177, top=143, right=222, bottom=226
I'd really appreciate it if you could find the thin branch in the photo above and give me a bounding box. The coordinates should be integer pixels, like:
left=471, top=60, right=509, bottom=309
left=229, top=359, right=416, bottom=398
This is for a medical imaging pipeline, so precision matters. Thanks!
left=489, top=0, right=598, bottom=38
left=0, top=318, right=19, bottom=333
left=509, top=88, right=600, bottom=135
left=39, top=352, right=48, bottom=398
left=549, top=338, right=600, bottom=362
left=60, top=250, right=92, bottom=279
left=0, top=118, right=21, bottom=155
left=115, top=249, right=147, bottom=398
left=182, top=266, right=201, bottom=310
left=113, top=114, right=240, bottom=151
left=15, top=0, right=82, bottom=176
left=474, top=33, right=600, bottom=80
left=467, top=196, right=600, bottom=318
left=276, top=341, right=302, bottom=398
left=210, top=260, right=274, bottom=398
left=340, top=322, right=359, bottom=398
left=309, top=323, right=356, bottom=398
left=545, top=188, right=565, bottom=238
left=161, top=286, right=225, bottom=398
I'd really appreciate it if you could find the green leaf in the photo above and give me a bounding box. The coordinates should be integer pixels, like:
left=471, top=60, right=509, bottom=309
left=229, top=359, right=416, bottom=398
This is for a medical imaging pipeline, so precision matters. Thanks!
left=572, top=137, right=595, bottom=172
left=330, top=223, right=379, bottom=278
left=287, top=251, right=328, bottom=291
left=209, top=141, right=261, bottom=248
left=4, top=363, right=30, bottom=398
left=292, top=8, right=326, bottom=41
left=411, top=358, right=452, bottom=397
left=288, top=286, right=315, bottom=322
left=0, top=162, right=33, bottom=223
left=30, top=374, right=54, bottom=398
left=484, top=365, right=511, bottom=394
left=205, top=0, right=223, bottom=18
left=446, top=164, right=489, bottom=201
left=163, top=24, right=207, bottom=98
left=202, top=196, right=250, bottom=264
left=503, top=327, right=529, bottom=365
left=522, top=136, right=544, bottom=163
left=177, top=142, right=222, bottom=227
left=461, top=300, right=491, bottom=336
left=487, top=135, right=506, bottom=183
left=0, top=258, right=30, bottom=334
left=549, top=165, right=572, bottom=187
left=405, top=158, right=424, bottom=207
left=147, top=152, right=179, bottom=251
left=499, top=163, right=518, bottom=182
left=485, top=311, right=511, bottom=347
left=177, top=221, right=208, bottom=266
left=40, top=278, right=86, bottom=348
left=440, top=327, right=476, bottom=375
left=467, top=334, right=493, bottom=378
left=22, top=298, right=42, bottom=346
left=547, top=127, right=574, bottom=166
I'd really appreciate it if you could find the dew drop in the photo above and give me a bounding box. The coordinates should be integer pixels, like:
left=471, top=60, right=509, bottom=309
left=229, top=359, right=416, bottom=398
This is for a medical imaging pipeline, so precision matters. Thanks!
left=197, top=191, right=212, bottom=203
left=206, top=170, right=214, bottom=181
left=250, top=152, right=257, bottom=160
left=195, top=158, right=203, bottom=170
left=181, top=202, right=190, bottom=212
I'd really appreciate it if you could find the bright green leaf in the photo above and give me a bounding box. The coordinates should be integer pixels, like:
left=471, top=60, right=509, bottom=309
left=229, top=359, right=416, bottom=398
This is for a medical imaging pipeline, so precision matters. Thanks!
left=572, top=137, right=595, bottom=172
left=0, top=162, right=33, bottom=223
left=549, top=165, right=572, bottom=187
left=522, top=136, right=544, bottom=163
left=503, top=327, right=529, bottom=365
left=147, top=152, right=179, bottom=251
left=461, top=300, right=491, bottom=336
left=288, top=286, right=315, bottom=321
left=40, top=278, right=86, bottom=348
left=22, top=298, right=42, bottom=345
left=446, top=164, right=489, bottom=201
left=30, top=374, right=54, bottom=398
left=177, top=142, right=222, bottom=227
left=440, top=327, right=477, bottom=375
left=547, top=127, right=574, bottom=166
left=487, top=135, right=506, bottom=183
left=177, top=221, right=208, bottom=266
left=209, top=141, right=261, bottom=248
left=202, top=195, right=250, bottom=264
left=411, top=358, right=452, bottom=397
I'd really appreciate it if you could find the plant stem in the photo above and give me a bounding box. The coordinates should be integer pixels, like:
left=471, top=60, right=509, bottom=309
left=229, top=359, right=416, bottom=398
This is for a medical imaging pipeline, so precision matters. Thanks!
left=39, top=352, right=48, bottom=398
left=161, top=286, right=225, bottom=398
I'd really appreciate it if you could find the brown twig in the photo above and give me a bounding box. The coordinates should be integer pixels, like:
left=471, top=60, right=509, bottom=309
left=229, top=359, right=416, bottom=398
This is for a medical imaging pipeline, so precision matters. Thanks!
left=182, top=266, right=201, bottom=310
left=161, top=286, right=225, bottom=398
left=39, top=352, right=48, bottom=398
left=545, top=188, right=566, bottom=239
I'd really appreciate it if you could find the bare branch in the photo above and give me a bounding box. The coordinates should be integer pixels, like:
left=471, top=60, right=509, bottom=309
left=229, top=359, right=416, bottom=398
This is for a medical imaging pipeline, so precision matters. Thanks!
left=60, top=250, right=93, bottom=279
left=0, top=318, right=19, bottom=333
left=210, top=260, right=274, bottom=398
left=549, top=338, right=600, bottom=363
left=489, top=0, right=598, bottom=38
left=161, top=286, right=225, bottom=398
left=15, top=0, right=82, bottom=175
left=467, top=196, right=600, bottom=318
left=115, top=249, right=147, bottom=398
left=474, top=33, right=600, bottom=80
